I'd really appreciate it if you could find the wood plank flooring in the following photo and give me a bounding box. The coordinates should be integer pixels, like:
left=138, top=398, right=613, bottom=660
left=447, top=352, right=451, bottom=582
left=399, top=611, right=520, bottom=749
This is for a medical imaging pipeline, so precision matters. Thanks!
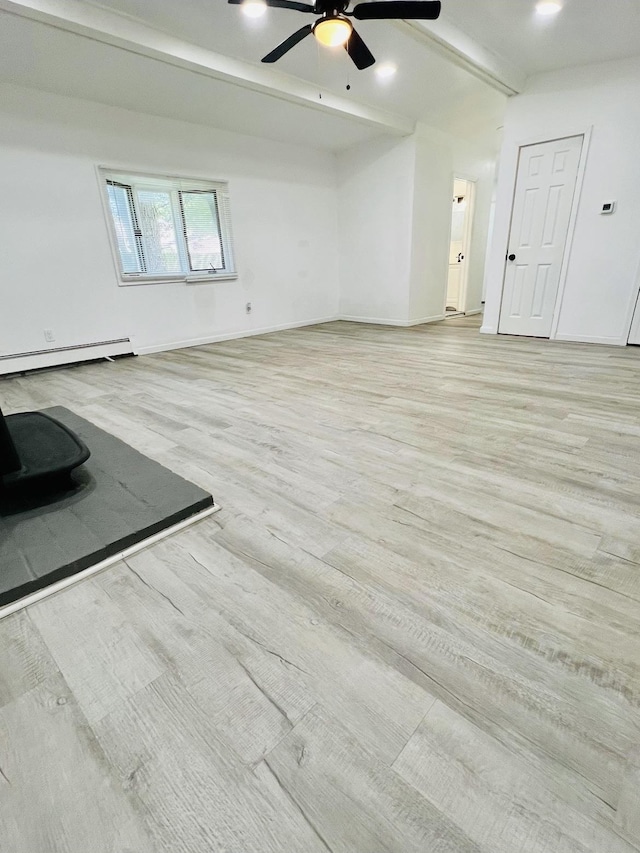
left=2, top=315, right=640, bottom=852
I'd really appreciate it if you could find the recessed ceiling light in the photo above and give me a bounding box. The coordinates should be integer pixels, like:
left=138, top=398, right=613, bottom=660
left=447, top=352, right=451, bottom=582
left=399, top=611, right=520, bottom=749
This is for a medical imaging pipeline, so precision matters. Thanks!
left=242, top=0, right=267, bottom=19
left=535, top=1, right=562, bottom=16
left=376, top=62, right=397, bottom=79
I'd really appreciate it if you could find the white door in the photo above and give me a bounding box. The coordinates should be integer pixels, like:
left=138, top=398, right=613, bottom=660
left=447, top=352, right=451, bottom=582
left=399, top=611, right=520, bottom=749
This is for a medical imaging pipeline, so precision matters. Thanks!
left=499, top=136, right=582, bottom=337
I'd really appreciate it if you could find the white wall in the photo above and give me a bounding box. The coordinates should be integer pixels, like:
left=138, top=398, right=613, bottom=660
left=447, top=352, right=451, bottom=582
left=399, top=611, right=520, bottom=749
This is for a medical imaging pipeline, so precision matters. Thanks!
left=0, top=82, right=339, bottom=359
left=408, top=133, right=452, bottom=323
left=483, top=57, right=640, bottom=345
left=337, top=136, right=416, bottom=324
left=337, top=125, right=497, bottom=326
left=0, top=79, right=500, bottom=365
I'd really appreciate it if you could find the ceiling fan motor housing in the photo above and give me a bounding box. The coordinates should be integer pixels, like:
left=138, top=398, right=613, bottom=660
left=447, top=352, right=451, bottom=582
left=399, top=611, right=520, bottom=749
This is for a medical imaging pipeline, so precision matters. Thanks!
left=314, top=1, right=351, bottom=14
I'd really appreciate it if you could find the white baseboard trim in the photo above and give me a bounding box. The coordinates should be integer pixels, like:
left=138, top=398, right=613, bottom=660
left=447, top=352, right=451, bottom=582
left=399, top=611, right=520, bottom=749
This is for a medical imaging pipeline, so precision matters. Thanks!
left=465, top=309, right=483, bottom=316
left=553, top=333, right=626, bottom=347
left=480, top=325, right=497, bottom=334
left=0, top=504, right=220, bottom=621
left=407, top=314, right=446, bottom=326
left=137, top=316, right=339, bottom=355
left=340, top=314, right=445, bottom=327
left=339, top=315, right=409, bottom=326
left=0, top=338, right=135, bottom=376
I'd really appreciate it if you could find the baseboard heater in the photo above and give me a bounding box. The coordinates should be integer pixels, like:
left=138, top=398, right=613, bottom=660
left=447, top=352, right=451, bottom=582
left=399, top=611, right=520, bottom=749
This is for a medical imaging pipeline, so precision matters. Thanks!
left=0, top=338, right=135, bottom=377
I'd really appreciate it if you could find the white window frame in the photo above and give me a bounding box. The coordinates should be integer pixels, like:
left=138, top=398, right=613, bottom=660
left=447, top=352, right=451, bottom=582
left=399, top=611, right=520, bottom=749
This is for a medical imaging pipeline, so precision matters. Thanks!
left=98, top=167, right=238, bottom=285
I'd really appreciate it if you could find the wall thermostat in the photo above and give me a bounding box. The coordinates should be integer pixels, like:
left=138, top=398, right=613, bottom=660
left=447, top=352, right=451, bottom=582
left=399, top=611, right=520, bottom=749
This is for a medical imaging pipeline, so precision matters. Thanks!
left=601, top=201, right=616, bottom=215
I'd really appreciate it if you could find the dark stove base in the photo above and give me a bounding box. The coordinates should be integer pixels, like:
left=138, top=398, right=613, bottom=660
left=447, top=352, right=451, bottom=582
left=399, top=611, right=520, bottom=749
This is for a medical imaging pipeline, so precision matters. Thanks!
left=0, top=407, right=214, bottom=608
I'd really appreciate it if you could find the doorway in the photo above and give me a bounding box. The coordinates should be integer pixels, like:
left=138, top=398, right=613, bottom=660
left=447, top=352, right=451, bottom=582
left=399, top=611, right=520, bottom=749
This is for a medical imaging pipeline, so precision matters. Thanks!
left=446, top=178, right=474, bottom=317
left=498, top=135, right=583, bottom=337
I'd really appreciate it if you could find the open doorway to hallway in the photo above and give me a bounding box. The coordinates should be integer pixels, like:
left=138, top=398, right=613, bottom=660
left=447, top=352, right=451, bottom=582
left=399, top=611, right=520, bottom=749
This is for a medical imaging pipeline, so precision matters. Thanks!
left=445, top=177, right=475, bottom=318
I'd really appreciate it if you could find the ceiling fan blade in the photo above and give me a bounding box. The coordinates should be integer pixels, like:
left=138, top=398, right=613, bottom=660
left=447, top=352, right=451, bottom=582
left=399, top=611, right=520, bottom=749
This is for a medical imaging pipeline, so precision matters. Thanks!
left=262, top=24, right=313, bottom=62
left=344, top=26, right=375, bottom=70
left=228, top=0, right=315, bottom=11
left=352, top=1, right=441, bottom=20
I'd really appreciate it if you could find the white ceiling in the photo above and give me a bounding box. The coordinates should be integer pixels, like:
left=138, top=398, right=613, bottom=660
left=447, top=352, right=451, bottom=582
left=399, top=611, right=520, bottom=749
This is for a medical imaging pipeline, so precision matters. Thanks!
left=437, top=0, right=640, bottom=76
left=83, top=0, right=640, bottom=79
left=0, top=0, right=507, bottom=151
left=1, top=0, right=637, bottom=154
left=0, top=10, right=392, bottom=150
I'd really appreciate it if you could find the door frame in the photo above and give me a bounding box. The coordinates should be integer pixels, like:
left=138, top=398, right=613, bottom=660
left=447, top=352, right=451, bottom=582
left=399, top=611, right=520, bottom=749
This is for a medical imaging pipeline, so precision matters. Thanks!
left=626, top=259, right=640, bottom=344
left=445, top=174, right=477, bottom=316
left=496, top=127, right=592, bottom=339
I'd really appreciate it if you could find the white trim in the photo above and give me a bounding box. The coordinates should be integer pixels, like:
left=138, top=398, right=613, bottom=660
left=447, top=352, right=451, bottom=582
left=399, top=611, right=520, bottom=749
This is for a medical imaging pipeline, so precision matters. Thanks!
left=339, top=314, right=445, bottom=327
left=480, top=325, right=497, bottom=334
left=0, top=338, right=135, bottom=375
left=117, top=274, right=239, bottom=287
left=186, top=274, right=237, bottom=285
left=554, top=333, right=626, bottom=347
left=453, top=170, right=482, bottom=184
left=465, top=309, right=483, bottom=316
left=99, top=165, right=234, bottom=190
left=136, top=315, right=339, bottom=355
left=407, top=314, right=446, bottom=326
left=459, top=178, right=476, bottom=315
left=339, top=315, right=407, bottom=326
left=448, top=176, right=477, bottom=316
left=396, top=19, right=524, bottom=96
left=624, top=254, right=640, bottom=344
left=0, top=504, right=220, bottom=621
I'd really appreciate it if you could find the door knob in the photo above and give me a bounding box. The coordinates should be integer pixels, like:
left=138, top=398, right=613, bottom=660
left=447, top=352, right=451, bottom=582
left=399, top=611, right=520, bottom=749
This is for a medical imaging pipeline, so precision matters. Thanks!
left=507, top=253, right=516, bottom=261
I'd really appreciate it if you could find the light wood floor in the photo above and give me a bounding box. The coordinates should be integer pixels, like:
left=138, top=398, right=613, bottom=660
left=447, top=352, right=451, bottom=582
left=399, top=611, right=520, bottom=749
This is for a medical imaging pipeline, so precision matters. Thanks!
left=2, top=315, right=640, bottom=852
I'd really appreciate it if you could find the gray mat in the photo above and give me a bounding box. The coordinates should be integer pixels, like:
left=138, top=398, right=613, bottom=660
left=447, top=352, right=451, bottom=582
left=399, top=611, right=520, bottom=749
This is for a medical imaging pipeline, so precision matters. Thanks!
left=0, top=406, right=214, bottom=607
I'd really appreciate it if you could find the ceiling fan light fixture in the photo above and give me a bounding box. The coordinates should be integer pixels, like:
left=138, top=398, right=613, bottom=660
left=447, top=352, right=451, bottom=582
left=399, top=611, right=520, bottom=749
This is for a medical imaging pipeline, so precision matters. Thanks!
left=313, top=16, right=353, bottom=47
left=241, top=0, right=268, bottom=18
left=535, top=1, right=562, bottom=16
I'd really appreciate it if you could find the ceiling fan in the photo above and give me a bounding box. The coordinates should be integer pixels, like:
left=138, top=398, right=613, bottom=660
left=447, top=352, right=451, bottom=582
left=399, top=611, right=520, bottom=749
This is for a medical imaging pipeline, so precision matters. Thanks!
left=228, top=0, right=442, bottom=70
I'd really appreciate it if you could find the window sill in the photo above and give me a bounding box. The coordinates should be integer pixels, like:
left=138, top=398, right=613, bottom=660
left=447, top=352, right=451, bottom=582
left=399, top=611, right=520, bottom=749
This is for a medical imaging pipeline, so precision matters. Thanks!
left=186, top=274, right=238, bottom=284
left=118, top=273, right=238, bottom=287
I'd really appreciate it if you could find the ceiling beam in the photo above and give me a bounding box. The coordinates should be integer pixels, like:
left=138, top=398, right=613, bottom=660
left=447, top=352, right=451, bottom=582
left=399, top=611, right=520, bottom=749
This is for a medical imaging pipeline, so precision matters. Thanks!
left=396, top=17, right=526, bottom=96
left=0, top=0, right=415, bottom=136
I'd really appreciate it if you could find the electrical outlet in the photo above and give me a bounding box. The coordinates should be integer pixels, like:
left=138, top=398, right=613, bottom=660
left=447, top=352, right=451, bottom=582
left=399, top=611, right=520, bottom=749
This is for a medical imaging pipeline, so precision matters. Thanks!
left=245, top=302, right=252, bottom=314
left=44, top=329, right=55, bottom=343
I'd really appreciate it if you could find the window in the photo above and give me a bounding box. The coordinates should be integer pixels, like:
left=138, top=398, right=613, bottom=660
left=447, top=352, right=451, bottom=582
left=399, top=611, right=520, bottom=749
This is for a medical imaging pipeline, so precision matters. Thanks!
left=100, top=169, right=236, bottom=283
